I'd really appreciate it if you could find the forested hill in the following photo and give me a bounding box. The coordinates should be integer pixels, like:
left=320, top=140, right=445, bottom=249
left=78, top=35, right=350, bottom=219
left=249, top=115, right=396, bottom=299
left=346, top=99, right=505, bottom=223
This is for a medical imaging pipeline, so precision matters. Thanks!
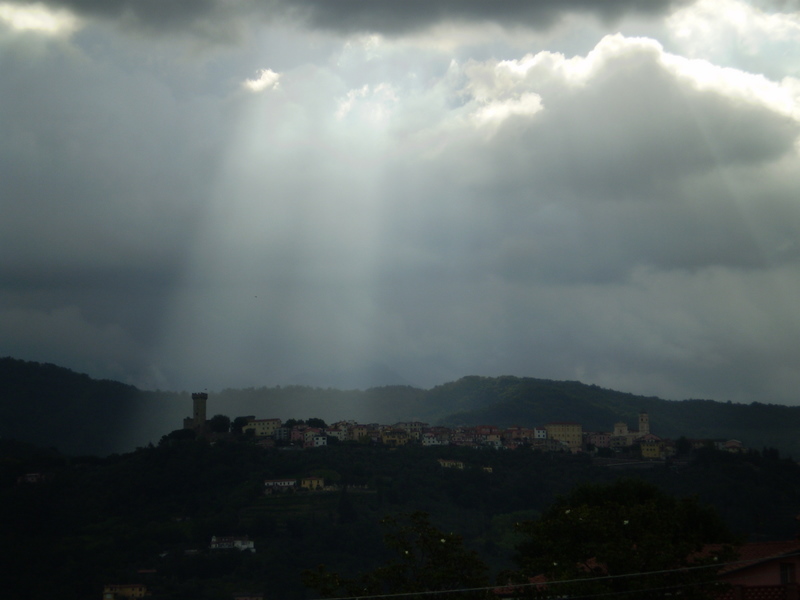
left=432, top=376, right=800, bottom=457
left=3, top=357, right=800, bottom=456
left=0, top=357, right=168, bottom=456
left=3, top=436, right=800, bottom=599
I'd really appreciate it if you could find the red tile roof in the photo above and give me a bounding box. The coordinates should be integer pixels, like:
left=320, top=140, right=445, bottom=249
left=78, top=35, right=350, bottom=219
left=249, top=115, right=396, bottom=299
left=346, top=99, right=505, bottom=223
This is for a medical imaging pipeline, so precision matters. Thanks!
left=713, top=540, right=800, bottom=574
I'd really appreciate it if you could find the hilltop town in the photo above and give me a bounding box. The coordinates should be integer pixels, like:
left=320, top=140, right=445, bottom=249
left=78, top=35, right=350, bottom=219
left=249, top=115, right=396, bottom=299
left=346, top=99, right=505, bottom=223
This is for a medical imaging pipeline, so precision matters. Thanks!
left=7, top=388, right=800, bottom=600
left=183, top=392, right=745, bottom=461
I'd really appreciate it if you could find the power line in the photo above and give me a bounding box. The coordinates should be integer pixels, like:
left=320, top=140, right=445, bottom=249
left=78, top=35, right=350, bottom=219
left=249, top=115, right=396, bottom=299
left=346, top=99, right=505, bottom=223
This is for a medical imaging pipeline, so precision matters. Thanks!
left=317, top=551, right=800, bottom=600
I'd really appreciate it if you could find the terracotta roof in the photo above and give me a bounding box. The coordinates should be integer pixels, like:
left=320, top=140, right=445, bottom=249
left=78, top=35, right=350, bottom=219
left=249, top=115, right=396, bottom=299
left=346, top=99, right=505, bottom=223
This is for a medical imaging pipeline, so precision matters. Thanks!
left=494, top=575, right=548, bottom=596
left=711, top=540, right=800, bottom=574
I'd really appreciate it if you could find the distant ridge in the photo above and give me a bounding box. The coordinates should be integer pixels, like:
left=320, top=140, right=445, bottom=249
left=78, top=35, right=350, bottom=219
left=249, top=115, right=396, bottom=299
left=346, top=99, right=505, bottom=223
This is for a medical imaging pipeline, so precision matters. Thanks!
left=2, top=357, right=800, bottom=457
left=430, top=375, right=800, bottom=456
left=0, top=357, right=147, bottom=455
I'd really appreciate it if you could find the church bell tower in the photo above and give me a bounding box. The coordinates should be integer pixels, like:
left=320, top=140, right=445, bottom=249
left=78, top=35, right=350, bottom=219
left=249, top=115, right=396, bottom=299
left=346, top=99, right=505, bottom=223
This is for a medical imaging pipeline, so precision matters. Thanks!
left=638, top=411, right=650, bottom=436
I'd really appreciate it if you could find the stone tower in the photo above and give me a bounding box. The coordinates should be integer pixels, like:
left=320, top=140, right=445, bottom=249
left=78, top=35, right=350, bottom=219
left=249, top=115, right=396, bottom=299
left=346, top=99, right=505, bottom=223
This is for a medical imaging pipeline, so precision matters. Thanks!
left=638, top=411, right=650, bottom=436
left=192, top=392, right=208, bottom=430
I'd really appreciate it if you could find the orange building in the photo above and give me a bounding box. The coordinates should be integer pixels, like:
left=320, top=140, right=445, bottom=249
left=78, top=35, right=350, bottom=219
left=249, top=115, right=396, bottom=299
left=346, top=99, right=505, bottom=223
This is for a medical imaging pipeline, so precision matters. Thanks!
left=301, top=476, right=324, bottom=490
left=381, top=429, right=409, bottom=446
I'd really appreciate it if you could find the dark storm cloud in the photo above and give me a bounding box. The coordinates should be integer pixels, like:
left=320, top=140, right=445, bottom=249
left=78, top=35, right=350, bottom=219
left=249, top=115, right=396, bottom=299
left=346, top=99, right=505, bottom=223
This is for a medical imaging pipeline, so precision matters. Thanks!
left=21, top=0, right=222, bottom=30
left=282, top=0, right=693, bottom=35
left=18, top=0, right=692, bottom=34
left=0, top=25, right=226, bottom=387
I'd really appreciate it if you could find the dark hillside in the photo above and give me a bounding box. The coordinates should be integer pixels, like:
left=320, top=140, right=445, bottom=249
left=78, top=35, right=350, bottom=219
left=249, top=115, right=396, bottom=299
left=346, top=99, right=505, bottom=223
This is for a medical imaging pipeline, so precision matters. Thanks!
left=3, top=439, right=800, bottom=599
left=0, top=357, right=146, bottom=455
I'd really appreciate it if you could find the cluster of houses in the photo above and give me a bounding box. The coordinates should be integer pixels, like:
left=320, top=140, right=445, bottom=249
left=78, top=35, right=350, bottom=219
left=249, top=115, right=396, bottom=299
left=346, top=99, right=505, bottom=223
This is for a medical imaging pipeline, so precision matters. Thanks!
left=262, top=475, right=328, bottom=494
left=234, top=413, right=723, bottom=460
left=178, top=391, right=744, bottom=460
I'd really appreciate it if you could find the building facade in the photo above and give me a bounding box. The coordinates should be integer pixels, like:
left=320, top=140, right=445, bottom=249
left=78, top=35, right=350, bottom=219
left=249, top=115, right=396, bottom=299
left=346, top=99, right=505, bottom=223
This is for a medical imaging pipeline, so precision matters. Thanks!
left=210, top=536, right=255, bottom=552
left=545, top=422, right=583, bottom=451
left=243, top=418, right=282, bottom=437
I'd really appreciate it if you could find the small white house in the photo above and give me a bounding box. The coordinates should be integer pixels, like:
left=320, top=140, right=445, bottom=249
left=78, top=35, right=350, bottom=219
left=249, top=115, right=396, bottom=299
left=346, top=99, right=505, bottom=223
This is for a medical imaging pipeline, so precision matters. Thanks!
left=264, top=479, right=297, bottom=493
left=210, top=535, right=255, bottom=552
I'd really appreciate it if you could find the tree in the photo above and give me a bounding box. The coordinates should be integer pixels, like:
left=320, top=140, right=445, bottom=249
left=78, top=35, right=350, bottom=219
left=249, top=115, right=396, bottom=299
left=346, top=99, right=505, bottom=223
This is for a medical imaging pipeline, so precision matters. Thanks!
left=159, top=428, right=196, bottom=446
left=208, top=414, right=231, bottom=434
left=336, top=486, right=358, bottom=525
left=307, top=417, right=327, bottom=429
left=304, top=512, right=490, bottom=600
left=231, top=416, right=254, bottom=435
left=513, top=479, right=738, bottom=600
left=676, top=436, right=692, bottom=455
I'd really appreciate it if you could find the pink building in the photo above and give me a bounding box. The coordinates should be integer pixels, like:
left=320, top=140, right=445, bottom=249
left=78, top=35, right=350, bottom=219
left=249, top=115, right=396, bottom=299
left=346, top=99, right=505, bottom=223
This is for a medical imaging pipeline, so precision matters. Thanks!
left=585, top=431, right=611, bottom=448
left=714, top=540, right=800, bottom=600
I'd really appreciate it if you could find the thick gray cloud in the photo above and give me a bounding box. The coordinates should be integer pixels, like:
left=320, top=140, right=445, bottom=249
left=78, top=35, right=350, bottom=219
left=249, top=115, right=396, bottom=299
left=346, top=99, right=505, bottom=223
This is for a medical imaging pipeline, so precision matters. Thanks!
left=0, top=25, right=228, bottom=387
left=18, top=0, right=691, bottom=35
left=16, top=0, right=226, bottom=33
left=383, top=35, right=800, bottom=284
left=282, top=0, right=692, bottom=35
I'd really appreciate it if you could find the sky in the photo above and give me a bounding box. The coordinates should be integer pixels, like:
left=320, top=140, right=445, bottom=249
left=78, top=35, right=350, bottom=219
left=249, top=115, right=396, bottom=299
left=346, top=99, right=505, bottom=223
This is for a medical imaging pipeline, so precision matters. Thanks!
left=3, top=0, right=800, bottom=404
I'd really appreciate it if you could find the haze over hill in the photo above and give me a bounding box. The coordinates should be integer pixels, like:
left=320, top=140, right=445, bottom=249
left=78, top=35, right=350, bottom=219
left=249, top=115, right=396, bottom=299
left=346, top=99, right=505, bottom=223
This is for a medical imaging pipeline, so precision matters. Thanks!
left=3, top=357, right=800, bottom=457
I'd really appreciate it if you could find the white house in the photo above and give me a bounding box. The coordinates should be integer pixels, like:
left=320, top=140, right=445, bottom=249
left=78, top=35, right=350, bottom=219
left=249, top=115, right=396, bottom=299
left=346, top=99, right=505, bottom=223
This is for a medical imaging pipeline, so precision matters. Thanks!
left=210, top=535, right=255, bottom=552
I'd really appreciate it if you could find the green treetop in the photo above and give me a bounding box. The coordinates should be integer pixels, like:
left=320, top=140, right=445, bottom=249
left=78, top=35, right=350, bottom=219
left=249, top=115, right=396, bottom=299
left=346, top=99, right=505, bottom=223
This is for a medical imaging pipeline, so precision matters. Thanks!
left=512, top=479, right=739, bottom=600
